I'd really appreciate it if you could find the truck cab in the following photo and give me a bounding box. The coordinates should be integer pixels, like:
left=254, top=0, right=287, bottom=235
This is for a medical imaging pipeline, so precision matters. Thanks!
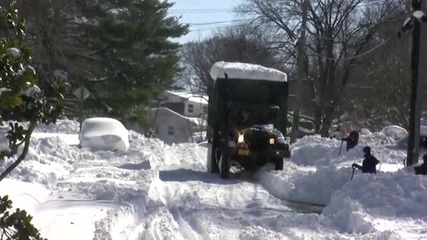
left=206, top=61, right=291, bottom=178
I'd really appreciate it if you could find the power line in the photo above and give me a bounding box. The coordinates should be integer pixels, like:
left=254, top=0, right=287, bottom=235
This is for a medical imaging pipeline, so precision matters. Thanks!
left=170, top=10, right=234, bottom=14
left=170, top=8, right=232, bottom=12
left=191, top=25, right=246, bottom=32
left=169, top=0, right=393, bottom=15
left=187, top=19, right=249, bottom=26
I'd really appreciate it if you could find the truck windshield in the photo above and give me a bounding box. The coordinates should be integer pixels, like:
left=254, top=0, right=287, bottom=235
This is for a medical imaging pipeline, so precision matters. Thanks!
left=228, top=105, right=279, bottom=127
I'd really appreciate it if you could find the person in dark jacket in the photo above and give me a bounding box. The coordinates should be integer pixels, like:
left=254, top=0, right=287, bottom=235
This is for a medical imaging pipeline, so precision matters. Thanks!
left=352, top=146, right=380, bottom=174
left=415, top=154, right=427, bottom=175
left=342, top=130, right=359, bottom=151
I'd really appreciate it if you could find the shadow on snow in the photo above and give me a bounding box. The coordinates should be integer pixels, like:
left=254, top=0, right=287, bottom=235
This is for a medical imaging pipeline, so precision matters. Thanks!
left=158, top=168, right=262, bottom=185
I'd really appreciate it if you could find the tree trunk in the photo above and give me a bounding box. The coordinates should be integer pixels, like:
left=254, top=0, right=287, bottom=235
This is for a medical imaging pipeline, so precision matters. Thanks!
left=314, top=104, right=322, bottom=133
left=0, top=121, right=37, bottom=182
left=290, top=0, right=309, bottom=143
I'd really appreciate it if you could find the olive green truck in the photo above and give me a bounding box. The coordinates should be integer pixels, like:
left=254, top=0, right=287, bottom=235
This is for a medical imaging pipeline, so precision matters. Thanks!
left=206, top=61, right=291, bottom=179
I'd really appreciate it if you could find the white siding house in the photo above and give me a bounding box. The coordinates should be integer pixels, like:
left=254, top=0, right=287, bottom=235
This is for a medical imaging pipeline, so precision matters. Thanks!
left=149, top=107, right=206, bottom=145
left=163, top=91, right=208, bottom=117
left=149, top=91, right=208, bottom=144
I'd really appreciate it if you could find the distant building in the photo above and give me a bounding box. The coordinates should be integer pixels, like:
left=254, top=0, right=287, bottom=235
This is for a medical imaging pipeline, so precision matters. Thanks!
left=149, top=91, right=208, bottom=144
left=151, top=90, right=208, bottom=116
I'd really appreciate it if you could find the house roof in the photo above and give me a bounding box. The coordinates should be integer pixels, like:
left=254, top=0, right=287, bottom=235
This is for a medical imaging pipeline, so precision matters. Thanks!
left=150, top=107, right=206, bottom=126
left=165, top=90, right=209, bottom=105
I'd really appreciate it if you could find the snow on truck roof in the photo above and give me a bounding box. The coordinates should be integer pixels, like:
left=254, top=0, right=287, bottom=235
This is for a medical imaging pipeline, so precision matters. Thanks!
left=209, top=61, right=287, bottom=82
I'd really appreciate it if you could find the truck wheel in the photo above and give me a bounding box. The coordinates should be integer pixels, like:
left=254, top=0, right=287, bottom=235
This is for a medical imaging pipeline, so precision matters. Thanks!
left=207, top=143, right=219, bottom=173
left=275, top=157, right=284, bottom=170
left=219, top=153, right=230, bottom=179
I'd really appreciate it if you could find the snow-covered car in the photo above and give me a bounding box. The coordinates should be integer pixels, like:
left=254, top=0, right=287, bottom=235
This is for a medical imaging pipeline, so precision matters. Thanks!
left=390, top=126, right=427, bottom=158
left=79, top=117, right=129, bottom=152
left=382, top=125, right=408, bottom=140
left=394, top=126, right=426, bottom=148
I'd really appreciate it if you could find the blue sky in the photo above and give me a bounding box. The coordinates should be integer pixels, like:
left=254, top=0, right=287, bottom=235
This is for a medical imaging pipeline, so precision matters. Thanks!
left=170, top=0, right=241, bottom=43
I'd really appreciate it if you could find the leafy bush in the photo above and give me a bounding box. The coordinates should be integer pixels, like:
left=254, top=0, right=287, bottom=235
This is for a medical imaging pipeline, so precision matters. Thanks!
left=0, top=2, right=66, bottom=239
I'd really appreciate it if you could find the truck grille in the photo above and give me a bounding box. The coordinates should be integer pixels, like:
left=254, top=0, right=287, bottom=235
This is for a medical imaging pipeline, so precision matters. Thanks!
left=244, top=128, right=273, bottom=151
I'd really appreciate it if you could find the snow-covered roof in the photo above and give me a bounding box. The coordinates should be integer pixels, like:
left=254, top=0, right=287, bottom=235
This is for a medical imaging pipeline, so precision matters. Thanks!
left=151, top=107, right=205, bottom=126
left=187, top=96, right=208, bottom=105
left=165, top=91, right=208, bottom=105
left=209, top=61, right=287, bottom=82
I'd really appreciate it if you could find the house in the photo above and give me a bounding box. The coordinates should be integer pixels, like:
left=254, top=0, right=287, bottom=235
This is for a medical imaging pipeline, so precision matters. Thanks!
left=149, top=107, right=206, bottom=145
left=149, top=91, right=208, bottom=144
left=152, top=90, right=208, bottom=117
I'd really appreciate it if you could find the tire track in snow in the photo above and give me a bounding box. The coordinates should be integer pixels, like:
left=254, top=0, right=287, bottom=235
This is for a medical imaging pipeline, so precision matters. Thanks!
left=31, top=133, right=324, bottom=239
left=143, top=143, right=316, bottom=239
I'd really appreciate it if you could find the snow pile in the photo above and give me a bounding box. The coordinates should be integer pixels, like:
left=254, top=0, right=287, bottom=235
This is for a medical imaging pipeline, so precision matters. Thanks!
left=322, top=195, right=376, bottom=234
left=290, top=133, right=404, bottom=166
left=210, top=61, right=288, bottom=82
left=359, top=128, right=373, bottom=135
left=35, top=118, right=80, bottom=134
left=0, top=136, right=76, bottom=184
left=359, top=131, right=396, bottom=146
left=326, top=168, right=427, bottom=219
left=290, top=135, right=347, bottom=166
left=79, top=117, right=130, bottom=151
left=272, top=128, right=408, bottom=208
left=317, top=168, right=427, bottom=237
left=259, top=164, right=351, bottom=205
left=159, top=143, right=207, bottom=171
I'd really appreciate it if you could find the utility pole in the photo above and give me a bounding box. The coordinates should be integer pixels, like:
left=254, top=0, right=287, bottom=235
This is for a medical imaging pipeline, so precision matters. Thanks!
left=407, top=0, right=424, bottom=166
left=291, top=0, right=308, bottom=143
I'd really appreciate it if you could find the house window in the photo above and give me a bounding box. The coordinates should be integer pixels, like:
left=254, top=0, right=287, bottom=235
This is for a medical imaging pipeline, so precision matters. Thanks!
left=167, top=126, right=174, bottom=135
left=188, top=104, right=194, bottom=113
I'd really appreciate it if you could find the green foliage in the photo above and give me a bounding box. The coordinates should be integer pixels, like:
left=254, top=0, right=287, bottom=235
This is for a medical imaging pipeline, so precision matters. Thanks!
left=0, top=2, right=66, bottom=159
left=0, top=196, right=46, bottom=240
left=0, top=2, right=66, bottom=239
left=76, top=0, right=189, bottom=119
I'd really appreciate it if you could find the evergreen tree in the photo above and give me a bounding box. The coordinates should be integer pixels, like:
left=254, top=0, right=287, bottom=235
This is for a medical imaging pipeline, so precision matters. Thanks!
left=76, top=0, right=189, bottom=120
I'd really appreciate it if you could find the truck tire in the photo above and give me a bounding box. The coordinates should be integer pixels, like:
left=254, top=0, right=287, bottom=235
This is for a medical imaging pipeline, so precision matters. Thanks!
left=219, top=153, right=230, bottom=179
left=275, top=157, right=284, bottom=170
left=207, top=143, right=219, bottom=173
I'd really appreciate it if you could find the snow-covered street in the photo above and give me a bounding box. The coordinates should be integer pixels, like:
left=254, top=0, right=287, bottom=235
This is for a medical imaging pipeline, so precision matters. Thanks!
left=0, top=119, right=426, bottom=239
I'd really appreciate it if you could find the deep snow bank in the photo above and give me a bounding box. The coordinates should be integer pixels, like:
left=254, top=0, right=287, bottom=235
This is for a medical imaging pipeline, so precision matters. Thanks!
left=0, top=136, right=74, bottom=184
left=259, top=164, right=353, bottom=205
left=324, top=168, right=427, bottom=219
left=317, top=167, right=427, bottom=236
left=290, top=134, right=405, bottom=166
left=35, top=118, right=80, bottom=134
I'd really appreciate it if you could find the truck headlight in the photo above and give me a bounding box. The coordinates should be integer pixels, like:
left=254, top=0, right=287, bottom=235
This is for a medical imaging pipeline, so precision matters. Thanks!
left=237, top=133, right=245, bottom=143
